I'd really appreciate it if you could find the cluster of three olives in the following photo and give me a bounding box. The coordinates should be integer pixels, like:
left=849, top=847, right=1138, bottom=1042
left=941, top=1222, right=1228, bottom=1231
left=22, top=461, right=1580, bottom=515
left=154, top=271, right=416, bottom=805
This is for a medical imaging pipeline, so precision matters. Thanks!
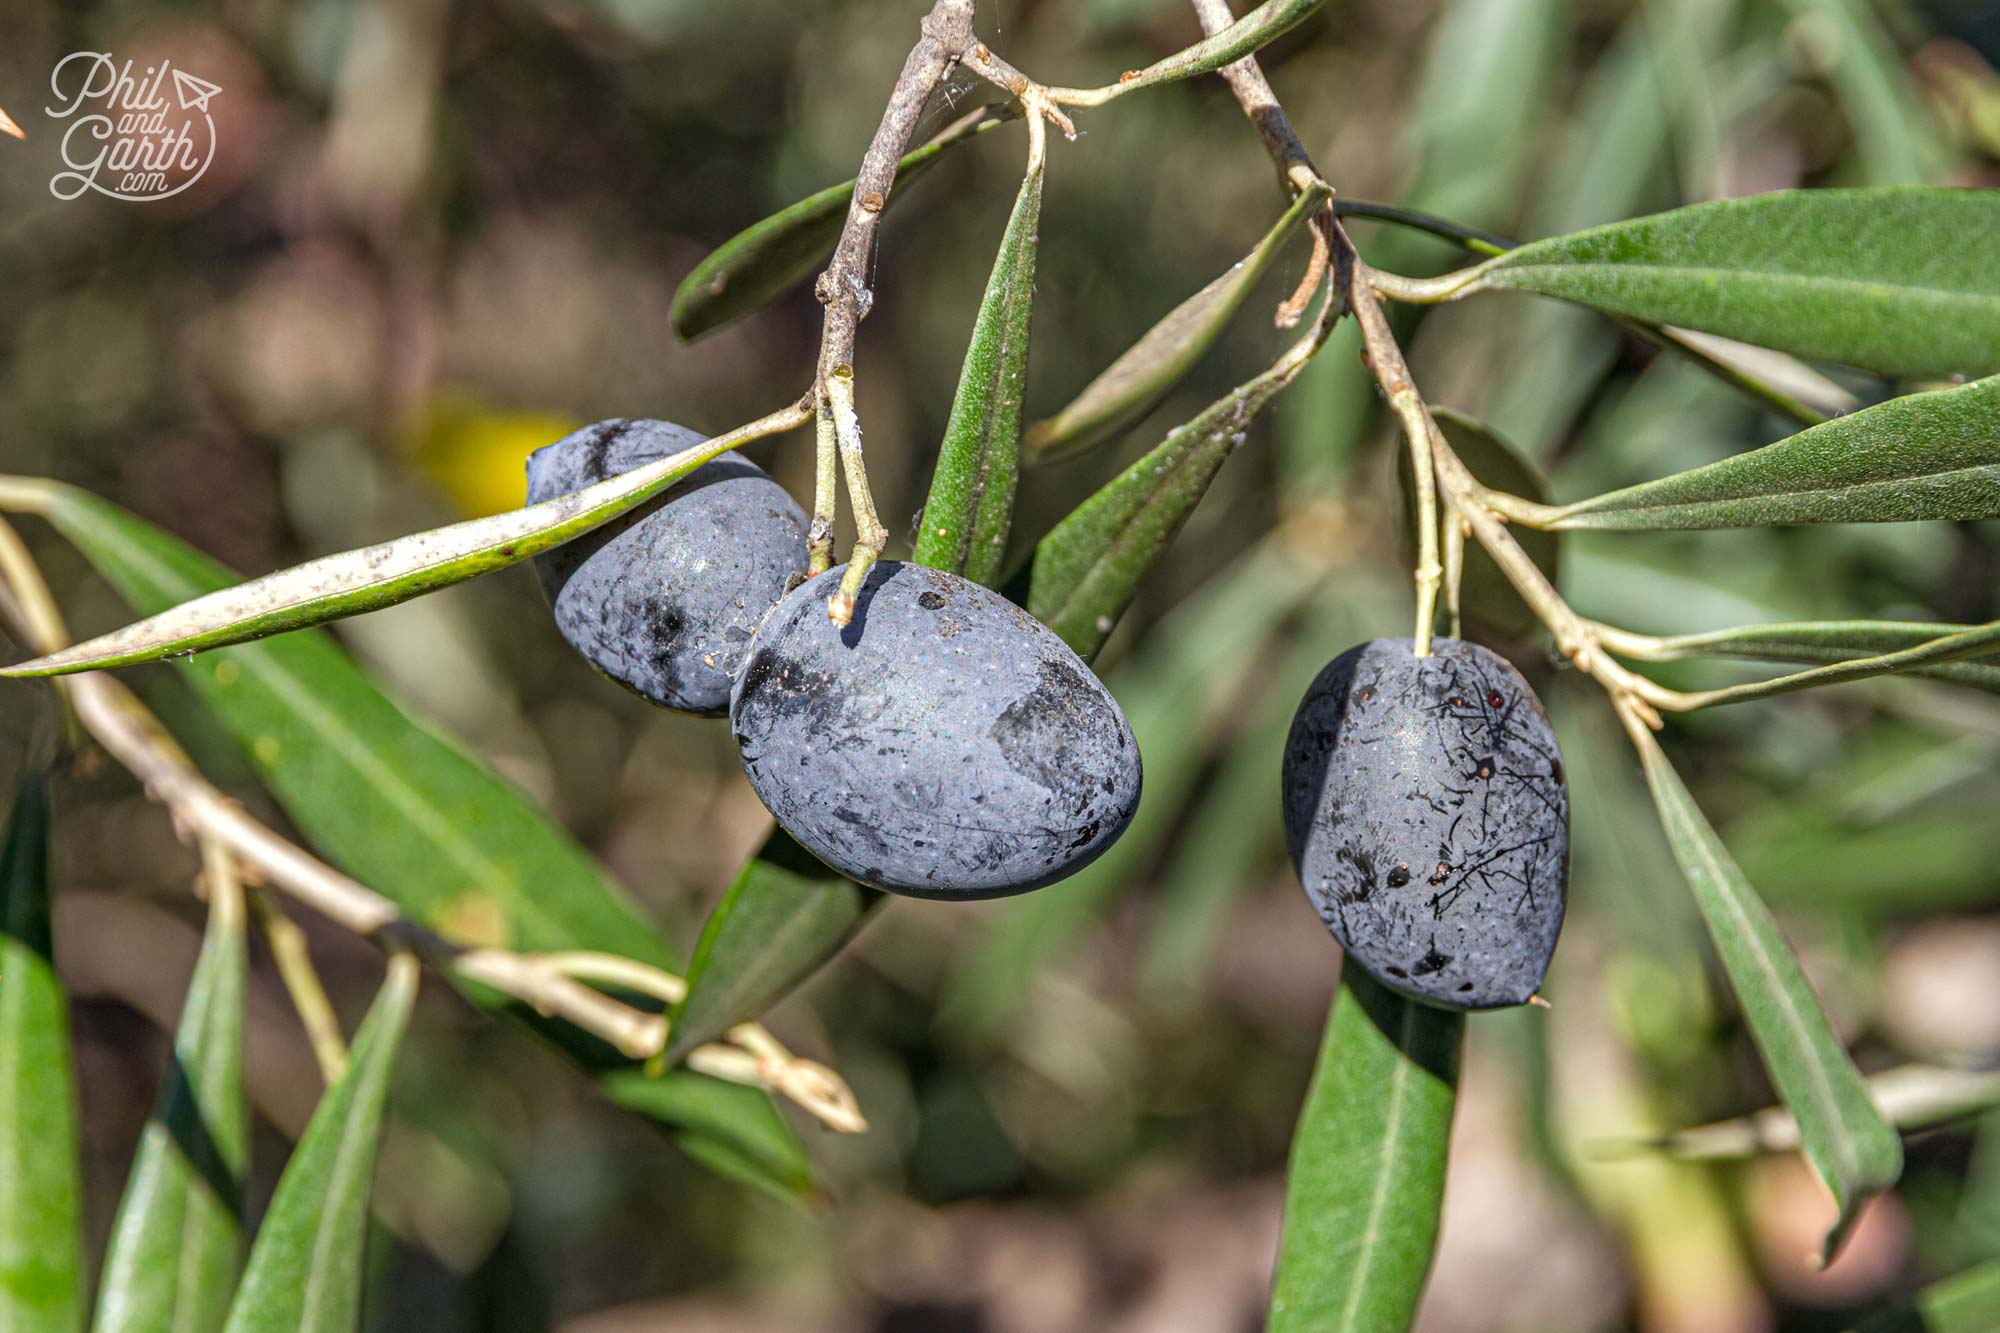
left=528, top=420, right=1569, bottom=1009
left=525, top=420, right=1142, bottom=899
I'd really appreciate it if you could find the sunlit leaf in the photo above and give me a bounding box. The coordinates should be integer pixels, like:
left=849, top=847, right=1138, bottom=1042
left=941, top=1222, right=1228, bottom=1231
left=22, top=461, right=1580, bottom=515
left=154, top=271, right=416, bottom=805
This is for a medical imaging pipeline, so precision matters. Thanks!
left=1637, top=738, right=1902, bottom=1258
left=0, top=401, right=806, bottom=675
left=1545, top=377, right=2000, bottom=530
left=665, top=827, right=876, bottom=1064
left=1269, top=962, right=1462, bottom=1332
left=1029, top=314, right=1330, bottom=661
left=222, top=954, right=417, bottom=1333
left=913, top=137, right=1044, bottom=585
left=601, top=1070, right=815, bottom=1206
left=94, top=868, right=249, bottom=1333
left=0, top=775, right=84, bottom=1333
left=670, top=105, right=1012, bottom=341
left=21, top=483, right=672, bottom=962
left=1462, top=189, right=2000, bottom=377
left=1026, top=183, right=1327, bottom=465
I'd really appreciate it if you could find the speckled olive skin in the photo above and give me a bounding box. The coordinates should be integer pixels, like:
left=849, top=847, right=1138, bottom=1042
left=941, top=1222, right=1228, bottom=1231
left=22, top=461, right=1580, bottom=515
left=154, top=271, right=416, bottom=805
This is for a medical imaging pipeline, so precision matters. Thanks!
left=1281, top=637, right=1568, bottom=1009
left=729, top=562, right=1143, bottom=898
left=525, top=419, right=808, bottom=716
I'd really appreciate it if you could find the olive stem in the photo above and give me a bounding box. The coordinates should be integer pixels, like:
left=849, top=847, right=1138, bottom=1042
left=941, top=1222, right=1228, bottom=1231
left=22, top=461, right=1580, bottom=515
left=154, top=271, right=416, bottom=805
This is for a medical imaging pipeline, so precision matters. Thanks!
left=247, top=878, right=350, bottom=1084
left=808, top=402, right=838, bottom=576
left=827, top=368, right=886, bottom=626
left=1443, top=500, right=1466, bottom=640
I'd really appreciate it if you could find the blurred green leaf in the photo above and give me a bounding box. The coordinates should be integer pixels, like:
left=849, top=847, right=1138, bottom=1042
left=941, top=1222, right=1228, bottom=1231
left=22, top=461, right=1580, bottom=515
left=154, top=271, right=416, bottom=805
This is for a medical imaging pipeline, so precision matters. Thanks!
left=601, top=1070, right=815, bottom=1206
left=913, top=138, right=1044, bottom=586
left=22, top=483, right=671, bottom=962
left=1775, top=0, right=1948, bottom=186
left=0, top=406, right=805, bottom=675
left=1029, top=311, right=1333, bottom=661
left=1546, top=377, right=2000, bottom=530
left=1855, top=1255, right=2000, bottom=1333
left=665, top=827, right=875, bottom=1064
left=1637, top=738, right=1902, bottom=1259
left=95, top=867, right=249, bottom=1333
left=0, top=774, right=83, bottom=1333
left=1397, top=408, right=1558, bottom=635
left=671, top=105, right=1012, bottom=342
left=1026, top=183, right=1327, bottom=465
left=1269, top=962, right=1462, bottom=1333
left=1622, top=618, right=2000, bottom=693
left=1465, top=189, right=2000, bottom=378
left=223, top=953, right=417, bottom=1333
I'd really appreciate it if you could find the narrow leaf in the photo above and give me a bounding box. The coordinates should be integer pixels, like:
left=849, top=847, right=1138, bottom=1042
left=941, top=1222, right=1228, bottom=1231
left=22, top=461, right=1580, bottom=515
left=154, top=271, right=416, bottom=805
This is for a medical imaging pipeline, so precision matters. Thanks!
left=1463, top=189, right=2000, bottom=378
left=912, top=137, right=1044, bottom=585
left=1669, top=620, right=2000, bottom=710
left=1080, top=0, right=1325, bottom=101
left=1397, top=409, right=1557, bottom=635
left=1626, top=618, right=2000, bottom=695
left=0, top=400, right=807, bottom=675
left=671, top=105, right=1012, bottom=341
left=1029, top=313, right=1331, bottom=660
left=601, top=1070, right=815, bottom=1206
left=1546, top=377, right=2000, bottom=530
left=1637, top=739, right=1902, bottom=1258
left=1774, top=0, right=1947, bottom=187
left=1026, top=182, right=1328, bottom=464
left=665, top=827, right=877, bottom=1064
left=22, top=485, right=671, bottom=962
left=94, top=864, right=250, bottom=1333
left=0, top=774, right=84, bottom=1333
left=223, top=953, right=418, bottom=1333
left=1269, top=962, right=1463, bottom=1333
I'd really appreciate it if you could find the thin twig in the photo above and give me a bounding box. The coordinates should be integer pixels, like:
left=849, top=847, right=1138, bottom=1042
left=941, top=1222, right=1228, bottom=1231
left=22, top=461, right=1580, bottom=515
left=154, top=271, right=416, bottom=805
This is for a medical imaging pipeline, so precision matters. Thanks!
left=247, top=881, right=349, bottom=1084
left=0, top=519, right=866, bottom=1131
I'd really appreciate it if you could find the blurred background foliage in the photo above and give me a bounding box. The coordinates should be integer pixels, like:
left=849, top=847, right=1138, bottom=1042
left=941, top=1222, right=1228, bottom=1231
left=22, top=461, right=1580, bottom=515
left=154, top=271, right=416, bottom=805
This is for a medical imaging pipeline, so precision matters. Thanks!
left=2, top=0, right=1999, bottom=1328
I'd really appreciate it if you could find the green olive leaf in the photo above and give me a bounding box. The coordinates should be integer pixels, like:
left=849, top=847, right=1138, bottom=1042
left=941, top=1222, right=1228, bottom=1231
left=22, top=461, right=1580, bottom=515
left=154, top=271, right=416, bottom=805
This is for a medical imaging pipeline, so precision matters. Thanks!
left=0, top=403, right=806, bottom=676
left=1268, top=962, right=1462, bottom=1333
left=1460, top=189, right=2000, bottom=378
left=1029, top=298, right=1334, bottom=662
left=601, top=1070, right=816, bottom=1206
left=0, top=774, right=85, bottom=1333
left=18, top=482, right=671, bottom=962
left=222, top=954, right=417, bottom=1333
left=1619, top=618, right=2000, bottom=696
left=913, top=136, right=1043, bottom=586
left=665, top=827, right=877, bottom=1065
left=1545, top=376, right=2000, bottom=530
left=671, top=105, right=1013, bottom=341
left=1026, top=182, right=1328, bottom=465
left=94, top=872, right=249, bottom=1333
left=1637, top=739, right=1902, bottom=1261
left=1855, top=1255, right=2000, bottom=1333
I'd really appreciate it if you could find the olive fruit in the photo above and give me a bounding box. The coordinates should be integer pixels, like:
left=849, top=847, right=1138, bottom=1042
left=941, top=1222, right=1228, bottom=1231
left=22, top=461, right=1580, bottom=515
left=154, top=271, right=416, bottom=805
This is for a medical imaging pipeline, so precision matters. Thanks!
left=730, top=562, right=1143, bottom=897
left=1280, top=637, right=1568, bottom=1009
left=525, top=418, right=808, bottom=716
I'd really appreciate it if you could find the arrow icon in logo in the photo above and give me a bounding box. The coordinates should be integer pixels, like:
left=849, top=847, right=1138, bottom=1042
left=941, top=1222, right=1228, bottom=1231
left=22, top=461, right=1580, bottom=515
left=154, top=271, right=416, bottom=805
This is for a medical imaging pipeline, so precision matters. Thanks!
left=170, top=69, right=221, bottom=114
left=0, top=105, right=23, bottom=141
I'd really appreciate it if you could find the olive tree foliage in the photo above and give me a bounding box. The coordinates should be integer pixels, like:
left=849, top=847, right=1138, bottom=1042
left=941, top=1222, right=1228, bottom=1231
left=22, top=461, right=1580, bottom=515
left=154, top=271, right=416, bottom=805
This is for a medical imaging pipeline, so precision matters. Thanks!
left=1, top=0, right=1999, bottom=1327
